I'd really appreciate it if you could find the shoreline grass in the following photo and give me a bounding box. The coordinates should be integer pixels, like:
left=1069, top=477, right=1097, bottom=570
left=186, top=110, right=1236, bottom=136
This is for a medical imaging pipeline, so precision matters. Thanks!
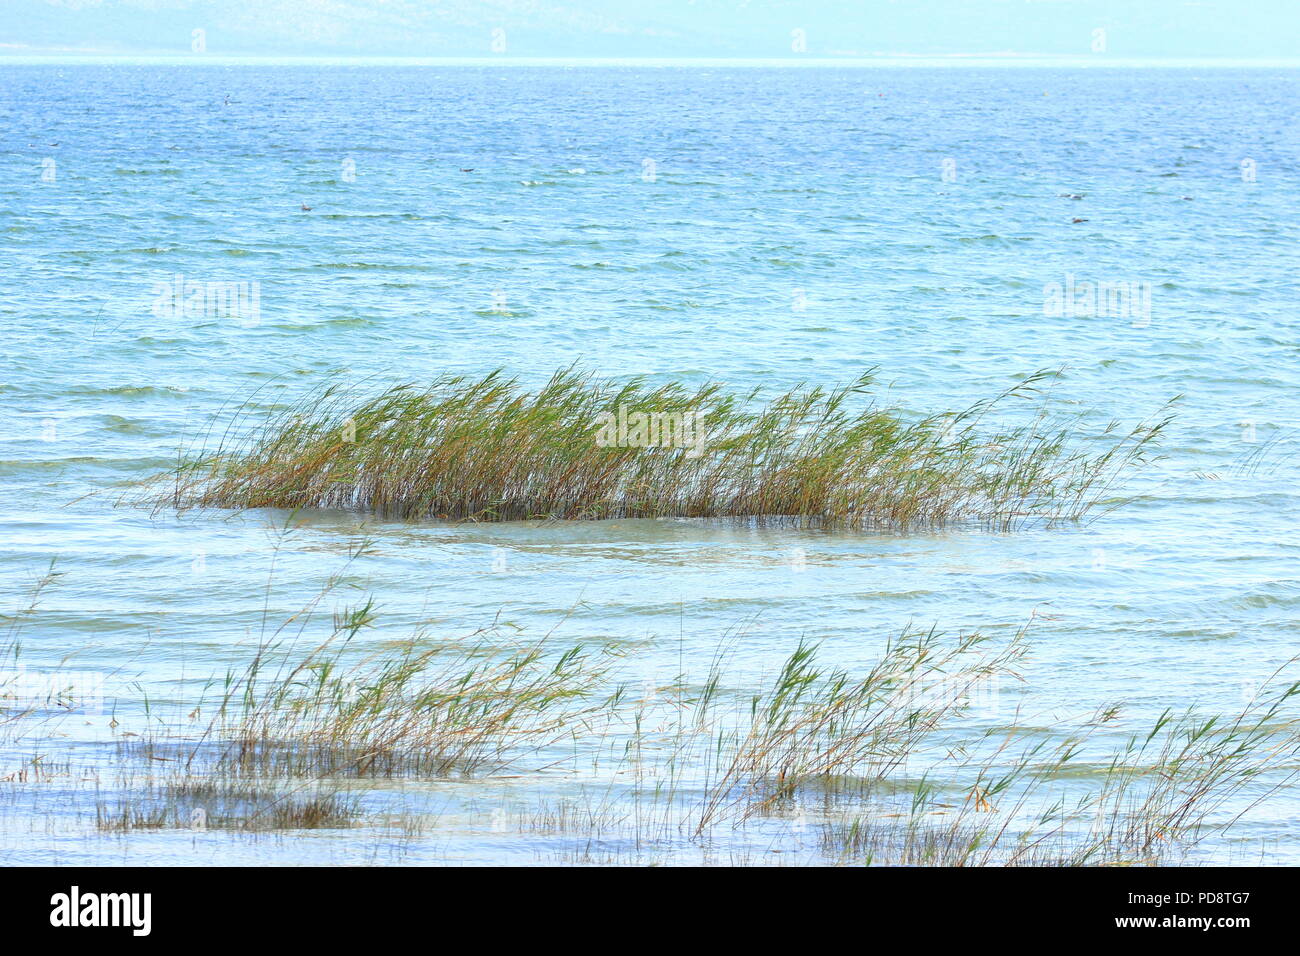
left=144, top=367, right=1171, bottom=529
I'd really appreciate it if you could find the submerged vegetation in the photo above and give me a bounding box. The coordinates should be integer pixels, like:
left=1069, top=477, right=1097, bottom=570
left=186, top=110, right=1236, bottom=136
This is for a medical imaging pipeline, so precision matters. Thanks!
left=146, top=367, right=1170, bottom=529
left=98, top=779, right=361, bottom=833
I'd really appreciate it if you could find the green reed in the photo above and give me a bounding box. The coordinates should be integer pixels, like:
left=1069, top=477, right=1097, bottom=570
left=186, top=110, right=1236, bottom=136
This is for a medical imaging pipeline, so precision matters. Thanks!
left=202, top=608, right=620, bottom=780
left=147, top=367, right=1170, bottom=529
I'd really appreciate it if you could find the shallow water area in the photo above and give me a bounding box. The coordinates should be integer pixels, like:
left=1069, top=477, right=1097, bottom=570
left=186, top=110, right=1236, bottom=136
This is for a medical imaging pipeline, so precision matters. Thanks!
left=2, top=62, right=1299, bottom=864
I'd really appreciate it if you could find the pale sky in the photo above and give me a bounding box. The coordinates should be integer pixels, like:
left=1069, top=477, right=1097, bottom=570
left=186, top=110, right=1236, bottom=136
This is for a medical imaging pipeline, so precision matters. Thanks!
left=2, top=0, right=1297, bottom=59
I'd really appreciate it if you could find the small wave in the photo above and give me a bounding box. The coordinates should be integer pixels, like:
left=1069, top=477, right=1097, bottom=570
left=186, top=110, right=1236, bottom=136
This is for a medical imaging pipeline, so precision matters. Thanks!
left=307, top=262, right=433, bottom=272
left=570, top=262, right=634, bottom=271
left=112, top=167, right=181, bottom=177
left=1234, top=586, right=1300, bottom=609
left=265, top=316, right=375, bottom=330
left=99, top=415, right=149, bottom=434
left=319, top=212, right=425, bottom=221
left=62, top=384, right=185, bottom=398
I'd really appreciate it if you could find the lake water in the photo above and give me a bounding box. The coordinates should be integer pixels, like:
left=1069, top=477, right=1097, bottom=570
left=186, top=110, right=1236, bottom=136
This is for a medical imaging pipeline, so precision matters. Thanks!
left=2, top=62, right=1299, bottom=864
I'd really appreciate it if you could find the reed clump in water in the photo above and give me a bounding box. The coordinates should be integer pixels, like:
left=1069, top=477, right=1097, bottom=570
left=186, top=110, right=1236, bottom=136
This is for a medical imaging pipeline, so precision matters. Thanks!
left=149, top=367, right=1169, bottom=529
left=734, top=650, right=1300, bottom=866
left=583, top=634, right=1300, bottom=864
left=97, top=778, right=360, bottom=832
left=202, top=607, right=619, bottom=780
left=691, top=624, right=1029, bottom=831
left=818, top=683, right=1300, bottom=867
left=6, top=564, right=1300, bottom=862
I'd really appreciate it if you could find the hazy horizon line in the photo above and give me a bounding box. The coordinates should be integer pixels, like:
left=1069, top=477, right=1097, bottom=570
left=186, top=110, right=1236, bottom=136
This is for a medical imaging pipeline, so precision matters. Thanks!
left=4, top=53, right=1300, bottom=68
